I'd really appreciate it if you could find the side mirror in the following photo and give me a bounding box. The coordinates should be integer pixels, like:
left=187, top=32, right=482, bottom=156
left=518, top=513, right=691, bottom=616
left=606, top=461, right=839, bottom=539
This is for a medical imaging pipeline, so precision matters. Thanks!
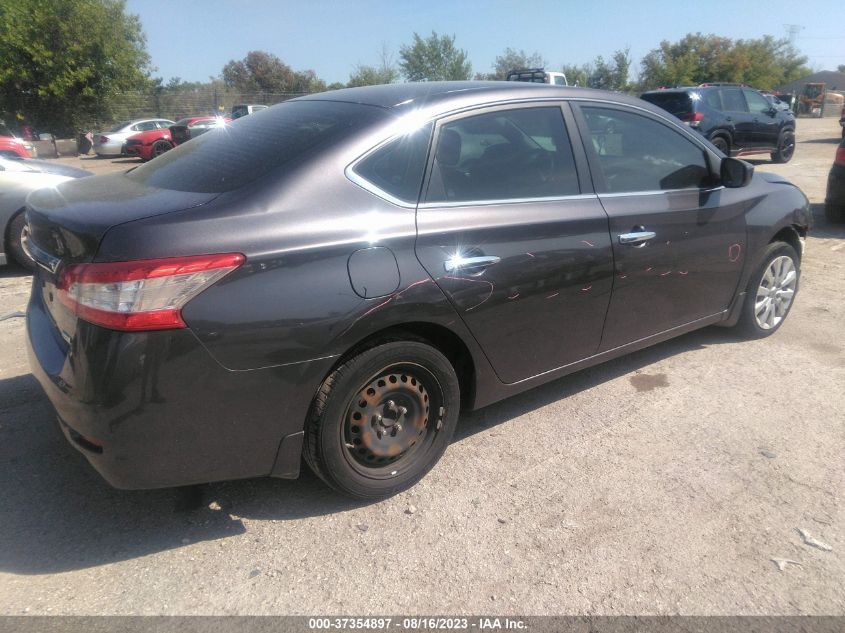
left=721, top=157, right=754, bottom=188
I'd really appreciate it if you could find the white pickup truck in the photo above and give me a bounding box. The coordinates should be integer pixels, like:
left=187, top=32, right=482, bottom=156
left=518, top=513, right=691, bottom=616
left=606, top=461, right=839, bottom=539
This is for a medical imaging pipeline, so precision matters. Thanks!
left=506, top=68, right=568, bottom=86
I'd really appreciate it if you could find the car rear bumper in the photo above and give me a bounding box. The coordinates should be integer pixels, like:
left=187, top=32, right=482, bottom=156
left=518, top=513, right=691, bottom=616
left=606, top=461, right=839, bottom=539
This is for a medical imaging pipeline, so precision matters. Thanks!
left=93, top=141, right=124, bottom=156
left=25, top=283, right=333, bottom=489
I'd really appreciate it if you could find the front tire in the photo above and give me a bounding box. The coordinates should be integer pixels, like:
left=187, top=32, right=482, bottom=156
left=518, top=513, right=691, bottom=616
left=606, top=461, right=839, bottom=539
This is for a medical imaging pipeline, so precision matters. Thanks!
left=304, top=340, right=460, bottom=499
left=7, top=212, right=35, bottom=271
left=735, top=242, right=799, bottom=338
left=151, top=140, right=173, bottom=159
left=771, top=130, right=795, bottom=163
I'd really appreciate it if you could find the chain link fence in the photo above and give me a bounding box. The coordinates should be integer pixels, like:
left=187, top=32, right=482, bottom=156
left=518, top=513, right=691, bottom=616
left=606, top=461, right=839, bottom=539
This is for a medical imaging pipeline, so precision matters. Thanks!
left=104, top=89, right=311, bottom=125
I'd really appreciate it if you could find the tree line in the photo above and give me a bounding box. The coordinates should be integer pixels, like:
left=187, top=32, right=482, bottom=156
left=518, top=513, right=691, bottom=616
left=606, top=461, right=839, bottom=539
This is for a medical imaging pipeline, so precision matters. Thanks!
left=0, top=0, right=817, bottom=134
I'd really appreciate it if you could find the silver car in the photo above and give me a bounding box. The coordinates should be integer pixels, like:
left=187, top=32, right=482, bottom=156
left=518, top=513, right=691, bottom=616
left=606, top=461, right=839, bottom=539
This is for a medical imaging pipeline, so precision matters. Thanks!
left=92, top=118, right=174, bottom=156
left=0, top=157, right=91, bottom=268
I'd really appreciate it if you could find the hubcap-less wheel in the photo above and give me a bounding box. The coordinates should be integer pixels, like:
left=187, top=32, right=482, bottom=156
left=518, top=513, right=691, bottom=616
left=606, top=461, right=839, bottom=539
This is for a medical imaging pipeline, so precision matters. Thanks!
left=754, top=255, right=797, bottom=330
left=343, top=364, right=440, bottom=477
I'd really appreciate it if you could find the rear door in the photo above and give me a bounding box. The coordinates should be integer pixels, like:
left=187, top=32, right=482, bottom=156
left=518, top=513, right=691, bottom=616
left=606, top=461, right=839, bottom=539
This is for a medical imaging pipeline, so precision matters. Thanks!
left=572, top=103, right=747, bottom=351
left=414, top=103, right=614, bottom=384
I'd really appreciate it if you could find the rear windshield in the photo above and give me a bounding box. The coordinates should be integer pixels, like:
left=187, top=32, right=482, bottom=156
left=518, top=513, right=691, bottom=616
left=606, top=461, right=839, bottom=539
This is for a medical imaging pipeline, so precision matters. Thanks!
left=640, top=92, right=693, bottom=115
left=126, top=100, right=389, bottom=193
left=107, top=121, right=131, bottom=133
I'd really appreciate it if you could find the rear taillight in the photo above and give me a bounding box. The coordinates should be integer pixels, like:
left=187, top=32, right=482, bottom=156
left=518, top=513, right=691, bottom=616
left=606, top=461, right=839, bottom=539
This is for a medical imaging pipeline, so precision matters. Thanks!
left=98, top=136, right=109, bottom=144
left=679, top=112, right=704, bottom=126
left=57, top=253, right=244, bottom=332
left=836, top=147, right=845, bottom=166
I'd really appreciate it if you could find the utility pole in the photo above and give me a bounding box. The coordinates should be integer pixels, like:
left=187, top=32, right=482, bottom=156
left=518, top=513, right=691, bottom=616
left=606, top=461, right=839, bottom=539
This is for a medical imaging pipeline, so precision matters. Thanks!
left=783, top=24, right=804, bottom=46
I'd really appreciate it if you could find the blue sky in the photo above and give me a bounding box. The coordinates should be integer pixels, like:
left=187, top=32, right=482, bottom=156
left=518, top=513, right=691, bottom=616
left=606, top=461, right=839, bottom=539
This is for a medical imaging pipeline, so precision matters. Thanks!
left=127, top=0, right=843, bottom=85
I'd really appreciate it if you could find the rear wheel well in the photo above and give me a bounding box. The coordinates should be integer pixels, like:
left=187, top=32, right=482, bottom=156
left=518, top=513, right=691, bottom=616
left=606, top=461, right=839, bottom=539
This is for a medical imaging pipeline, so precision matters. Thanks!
left=330, top=323, right=476, bottom=411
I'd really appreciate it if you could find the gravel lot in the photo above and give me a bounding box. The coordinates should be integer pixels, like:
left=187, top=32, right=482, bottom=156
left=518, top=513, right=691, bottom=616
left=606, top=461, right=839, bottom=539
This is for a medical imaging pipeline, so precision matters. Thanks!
left=0, top=118, right=842, bottom=616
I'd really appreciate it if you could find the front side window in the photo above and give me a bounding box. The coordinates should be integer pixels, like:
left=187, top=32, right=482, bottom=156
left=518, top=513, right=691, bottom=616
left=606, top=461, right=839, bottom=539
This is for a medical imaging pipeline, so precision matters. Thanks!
left=426, top=106, right=579, bottom=203
left=582, top=106, right=712, bottom=193
left=743, top=89, right=771, bottom=115
left=353, top=122, right=433, bottom=203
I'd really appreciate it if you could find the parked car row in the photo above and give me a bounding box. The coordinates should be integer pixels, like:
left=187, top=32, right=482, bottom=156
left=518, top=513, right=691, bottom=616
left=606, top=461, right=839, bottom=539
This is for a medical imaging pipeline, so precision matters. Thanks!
left=93, top=104, right=266, bottom=158
left=124, top=116, right=230, bottom=161
left=21, top=82, right=811, bottom=498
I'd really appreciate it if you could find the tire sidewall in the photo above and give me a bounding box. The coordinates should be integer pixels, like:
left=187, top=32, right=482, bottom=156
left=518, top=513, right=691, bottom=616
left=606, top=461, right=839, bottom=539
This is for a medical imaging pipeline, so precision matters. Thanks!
left=772, top=130, right=795, bottom=163
left=8, top=212, right=35, bottom=271
left=315, top=341, right=460, bottom=499
left=741, top=242, right=800, bottom=337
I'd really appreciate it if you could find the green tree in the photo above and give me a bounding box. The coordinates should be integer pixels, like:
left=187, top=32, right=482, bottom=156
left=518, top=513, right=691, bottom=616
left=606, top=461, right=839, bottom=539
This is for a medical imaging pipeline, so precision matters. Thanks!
left=399, top=31, right=472, bottom=82
left=0, top=0, right=151, bottom=134
left=479, top=47, right=546, bottom=80
left=347, top=45, right=399, bottom=87
left=638, top=32, right=809, bottom=91
left=222, top=51, right=325, bottom=94
left=839, top=64, right=845, bottom=73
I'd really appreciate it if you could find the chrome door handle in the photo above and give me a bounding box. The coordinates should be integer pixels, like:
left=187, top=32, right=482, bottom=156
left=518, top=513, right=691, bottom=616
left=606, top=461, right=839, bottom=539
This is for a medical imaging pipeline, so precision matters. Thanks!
left=618, top=231, right=656, bottom=245
left=443, top=255, right=501, bottom=273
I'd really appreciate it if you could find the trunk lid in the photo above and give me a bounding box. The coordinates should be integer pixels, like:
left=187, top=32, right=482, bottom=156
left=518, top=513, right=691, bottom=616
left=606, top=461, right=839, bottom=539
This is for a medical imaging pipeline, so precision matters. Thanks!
left=25, top=172, right=219, bottom=267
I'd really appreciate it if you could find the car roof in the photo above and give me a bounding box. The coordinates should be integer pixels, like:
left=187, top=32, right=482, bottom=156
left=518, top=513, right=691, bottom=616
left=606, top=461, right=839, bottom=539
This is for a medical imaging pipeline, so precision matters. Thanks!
left=298, top=81, right=657, bottom=118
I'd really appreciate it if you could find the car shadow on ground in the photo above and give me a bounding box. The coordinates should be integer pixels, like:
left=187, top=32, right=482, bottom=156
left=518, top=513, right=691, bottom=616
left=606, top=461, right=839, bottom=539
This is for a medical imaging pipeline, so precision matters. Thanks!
left=0, top=324, right=743, bottom=575
left=810, top=202, right=845, bottom=239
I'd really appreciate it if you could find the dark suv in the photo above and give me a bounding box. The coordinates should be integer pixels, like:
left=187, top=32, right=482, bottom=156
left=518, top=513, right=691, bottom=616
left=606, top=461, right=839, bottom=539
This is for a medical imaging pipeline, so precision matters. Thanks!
left=641, top=84, right=796, bottom=163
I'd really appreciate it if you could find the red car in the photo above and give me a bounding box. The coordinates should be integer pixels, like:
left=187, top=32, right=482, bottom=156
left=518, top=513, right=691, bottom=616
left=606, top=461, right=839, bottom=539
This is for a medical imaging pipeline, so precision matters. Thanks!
left=0, top=123, right=36, bottom=158
left=125, top=116, right=229, bottom=161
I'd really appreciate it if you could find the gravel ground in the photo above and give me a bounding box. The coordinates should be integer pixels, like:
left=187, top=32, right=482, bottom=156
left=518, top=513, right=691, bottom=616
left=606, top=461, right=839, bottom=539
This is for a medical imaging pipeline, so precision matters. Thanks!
left=0, top=118, right=842, bottom=616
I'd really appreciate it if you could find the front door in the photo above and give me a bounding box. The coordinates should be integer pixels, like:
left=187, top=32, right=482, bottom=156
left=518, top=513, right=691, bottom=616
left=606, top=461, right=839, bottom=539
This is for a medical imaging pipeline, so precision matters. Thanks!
left=573, top=104, right=748, bottom=351
left=415, top=104, right=614, bottom=384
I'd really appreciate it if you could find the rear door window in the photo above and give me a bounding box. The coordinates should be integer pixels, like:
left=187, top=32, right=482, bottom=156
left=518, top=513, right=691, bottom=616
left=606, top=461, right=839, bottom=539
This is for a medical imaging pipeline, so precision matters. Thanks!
left=720, top=88, right=748, bottom=112
left=703, top=90, right=722, bottom=110
left=426, top=106, right=580, bottom=203
left=127, top=100, right=389, bottom=193
left=640, top=92, right=693, bottom=117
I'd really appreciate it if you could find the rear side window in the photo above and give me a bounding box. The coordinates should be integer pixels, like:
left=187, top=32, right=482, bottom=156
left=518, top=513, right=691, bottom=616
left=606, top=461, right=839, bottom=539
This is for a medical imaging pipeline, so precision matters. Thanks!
left=127, top=100, right=389, bottom=193
left=582, top=106, right=711, bottom=193
left=721, top=88, right=748, bottom=112
left=703, top=90, right=722, bottom=110
left=640, top=92, right=693, bottom=116
left=426, top=107, right=579, bottom=203
left=353, top=122, right=433, bottom=203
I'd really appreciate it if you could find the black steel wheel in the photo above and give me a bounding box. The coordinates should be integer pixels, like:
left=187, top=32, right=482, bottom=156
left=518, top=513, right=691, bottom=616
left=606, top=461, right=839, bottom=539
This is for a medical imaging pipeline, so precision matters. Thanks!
left=304, top=340, right=460, bottom=499
left=771, top=130, right=795, bottom=164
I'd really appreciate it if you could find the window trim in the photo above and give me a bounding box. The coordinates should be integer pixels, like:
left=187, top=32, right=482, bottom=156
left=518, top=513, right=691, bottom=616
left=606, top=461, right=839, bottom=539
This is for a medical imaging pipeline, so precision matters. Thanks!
left=346, top=96, right=718, bottom=208
left=571, top=101, right=720, bottom=195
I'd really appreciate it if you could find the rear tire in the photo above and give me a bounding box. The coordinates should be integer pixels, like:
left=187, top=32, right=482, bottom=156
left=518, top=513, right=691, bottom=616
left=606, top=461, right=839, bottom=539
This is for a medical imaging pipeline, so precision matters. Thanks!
left=304, top=340, right=460, bottom=499
left=7, top=212, right=35, bottom=271
left=710, top=136, right=729, bottom=155
left=735, top=242, right=799, bottom=339
left=771, top=130, right=795, bottom=163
